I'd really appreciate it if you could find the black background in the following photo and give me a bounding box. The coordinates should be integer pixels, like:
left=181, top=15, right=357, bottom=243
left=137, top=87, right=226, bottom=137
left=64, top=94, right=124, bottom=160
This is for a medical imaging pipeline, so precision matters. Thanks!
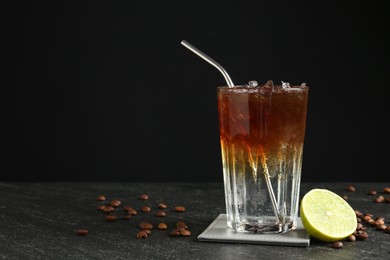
left=3, top=1, right=389, bottom=182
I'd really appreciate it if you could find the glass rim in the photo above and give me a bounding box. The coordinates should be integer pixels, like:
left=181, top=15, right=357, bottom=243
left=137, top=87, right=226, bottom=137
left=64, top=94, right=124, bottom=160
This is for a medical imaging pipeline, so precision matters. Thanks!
left=217, top=85, right=309, bottom=91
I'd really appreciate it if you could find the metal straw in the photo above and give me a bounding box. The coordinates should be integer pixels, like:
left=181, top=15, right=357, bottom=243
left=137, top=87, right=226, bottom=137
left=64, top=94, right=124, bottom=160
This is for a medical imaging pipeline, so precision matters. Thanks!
left=181, top=40, right=234, bottom=87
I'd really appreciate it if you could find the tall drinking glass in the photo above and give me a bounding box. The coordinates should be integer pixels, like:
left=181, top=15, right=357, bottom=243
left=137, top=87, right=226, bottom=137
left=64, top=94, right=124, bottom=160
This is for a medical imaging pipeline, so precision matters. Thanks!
left=217, top=82, right=309, bottom=234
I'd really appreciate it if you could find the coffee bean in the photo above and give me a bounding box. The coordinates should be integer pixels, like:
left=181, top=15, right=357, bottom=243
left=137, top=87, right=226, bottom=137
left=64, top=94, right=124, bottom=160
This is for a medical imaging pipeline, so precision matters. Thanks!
left=176, top=221, right=188, bottom=229
left=355, top=232, right=368, bottom=240
left=103, top=206, right=115, bottom=213
left=157, top=223, right=168, bottom=230
left=128, top=209, right=138, bottom=216
left=169, top=229, right=181, bottom=237
left=141, top=206, right=151, bottom=213
left=363, top=215, right=372, bottom=222
left=355, top=211, right=363, bottom=218
left=331, top=241, right=343, bottom=249
left=376, top=219, right=385, bottom=225
left=374, top=196, right=385, bottom=203
left=368, top=190, right=377, bottom=195
left=342, top=195, right=348, bottom=201
left=97, top=205, right=106, bottom=211
left=136, top=231, right=148, bottom=239
left=176, top=227, right=186, bottom=232
left=158, top=203, right=167, bottom=209
left=376, top=224, right=387, bottom=231
left=346, top=185, right=355, bottom=192
left=109, top=200, right=121, bottom=207
left=368, top=219, right=377, bottom=226
left=139, top=194, right=149, bottom=200
left=76, top=229, right=88, bottom=235
left=97, top=195, right=106, bottom=201
left=386, top=197, right=390, bottom=203
left=347, top=235, right=356, bottom=242
left=356, top=223, right=364, bottom=230
left=364, top=213, right=373, bottom=218
left=175, top=206, right=185, bottom=212
left=105, top=215, right=117, bottom=222
left=156, top=210, right=166, bottom=217
left=123, top=206, right=133, bottom=212
left=384, top=187, right=390, bottom=194
left=141, top=229, right=151, bottom=235
left=180, top=229, right=191, bottom=237
left=139, top=222, right=153, bottom=229
left=385, top=226, right=390, bottom=234
left=357, top=217, right=361, bottom=223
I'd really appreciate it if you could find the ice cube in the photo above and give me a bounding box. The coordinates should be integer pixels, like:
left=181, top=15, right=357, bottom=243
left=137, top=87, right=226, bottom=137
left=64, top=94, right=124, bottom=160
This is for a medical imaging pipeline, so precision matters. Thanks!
left=260, top=80, right=274, bottom=95
left=264, top=80, right=274, bottom=88
left=281, top=81, right=290, bottom=89
left=247, top=80, right=258, bottom=88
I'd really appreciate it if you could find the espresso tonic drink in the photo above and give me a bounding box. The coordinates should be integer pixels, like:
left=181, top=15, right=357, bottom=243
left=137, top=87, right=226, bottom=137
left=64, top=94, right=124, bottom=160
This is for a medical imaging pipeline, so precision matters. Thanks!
left=217, top=81, right=308, bottom=233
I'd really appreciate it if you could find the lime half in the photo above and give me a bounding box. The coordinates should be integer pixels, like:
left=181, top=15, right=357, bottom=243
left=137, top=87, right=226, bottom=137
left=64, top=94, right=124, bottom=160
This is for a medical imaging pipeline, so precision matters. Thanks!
left=300, top=188, right=357, bottom=242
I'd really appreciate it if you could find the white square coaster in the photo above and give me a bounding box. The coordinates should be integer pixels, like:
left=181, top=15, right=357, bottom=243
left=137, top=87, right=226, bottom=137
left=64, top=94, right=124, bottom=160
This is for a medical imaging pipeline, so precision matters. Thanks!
left=197, top=214, right=310, bottom=247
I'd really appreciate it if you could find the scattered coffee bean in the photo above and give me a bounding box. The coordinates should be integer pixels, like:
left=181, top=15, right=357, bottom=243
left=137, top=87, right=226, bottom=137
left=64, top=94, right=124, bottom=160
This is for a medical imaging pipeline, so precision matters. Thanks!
left=357, top=217, right=361, bottom=223
left=157, top=223, right=168, bottom=230
left=347, top=235, right=356, bottom=242
left=376, top=224, right=387, bottom=231
left=139, top=222, right=153, bottom=229
left=136, top=231, right=148, bottom=239
left=368, top=219, right=377, bottom=226
left=342, top=195, right=348, bottom=201
left=180, top=229, right=191, bottom=237
left=368, top=190, right=377, bottom=196
left=385, top=226, right=390, bottom=234
left=97, top=205, right=106, bottom=211
left=169, top=229, right=181, bottom=237
left=364, top=213, right=373, bottom=218
left=363, top=215, right=372, bottom=222
left=109, top=200, right=121, bottom=207
left=105, top=215, right=117, bottom=222
left=175, top=206, right=185, bottom=212
left=355, top=211, right=363, bottom=218
left=97, top=195, right=106, bottom=201
left=374, top=196, right=385, bottom=203
left=128, top=209, right=138, bottom=216
left=123, top=206, right=133, bottom=212
left=103, top=206, right=115, bottom=213
left=158, top=203, right=167, bottom=209
left=156, top=210, right=166, bottom=217
left=141, top=229, right=151, bottom=235
left=376, top=219, right=385, bottom=225
left=139, top=194, right=149, bottom=200
left=355, top=232, right=368, bottom=240
left=76, top=229, right=89, bottom=236
left=356, top=223, right=364, bottom=230
left=346, top=185, right=355, bottom=192
left=141, top=206, right=151, bottom=213
left=384, top=187, right=390, bottom=194
left=331, top=241, right=343, bottom=249
left=176, top=221, right=188, bottom=229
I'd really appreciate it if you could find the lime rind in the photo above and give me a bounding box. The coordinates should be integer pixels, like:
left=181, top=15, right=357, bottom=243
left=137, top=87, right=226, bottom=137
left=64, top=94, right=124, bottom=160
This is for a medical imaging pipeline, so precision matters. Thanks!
left=300, top=188, right=357, bottom=242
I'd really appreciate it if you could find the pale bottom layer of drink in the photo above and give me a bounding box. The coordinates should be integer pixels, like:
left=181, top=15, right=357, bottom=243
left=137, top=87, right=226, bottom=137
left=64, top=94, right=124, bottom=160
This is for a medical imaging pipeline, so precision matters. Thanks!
left=222, top=140, right=303, bottom=233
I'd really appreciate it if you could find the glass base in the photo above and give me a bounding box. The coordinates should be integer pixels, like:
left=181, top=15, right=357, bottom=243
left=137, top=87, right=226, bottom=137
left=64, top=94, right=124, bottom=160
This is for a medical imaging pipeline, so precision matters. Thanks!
left=231, top=217, right=296, bottom=234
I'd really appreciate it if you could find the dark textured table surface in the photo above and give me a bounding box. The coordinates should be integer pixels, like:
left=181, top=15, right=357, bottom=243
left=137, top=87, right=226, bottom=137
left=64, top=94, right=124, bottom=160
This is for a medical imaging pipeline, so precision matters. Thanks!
left=1, top=182, right=389, bottom=260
